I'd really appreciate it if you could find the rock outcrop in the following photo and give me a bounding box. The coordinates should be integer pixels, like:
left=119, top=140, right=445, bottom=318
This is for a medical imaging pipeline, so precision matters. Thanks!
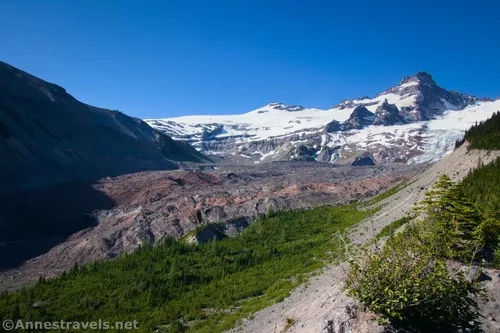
left=340, top=106, right=375, bottom=130
left=373, top=99, right=405, bottom=125
left=351, top=152, right=376, bottom=166
left=395, top=72, right=478, bottom=121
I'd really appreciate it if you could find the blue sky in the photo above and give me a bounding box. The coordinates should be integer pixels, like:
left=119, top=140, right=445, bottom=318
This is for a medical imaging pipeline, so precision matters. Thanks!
left=1, top=0, right=499, bottom=118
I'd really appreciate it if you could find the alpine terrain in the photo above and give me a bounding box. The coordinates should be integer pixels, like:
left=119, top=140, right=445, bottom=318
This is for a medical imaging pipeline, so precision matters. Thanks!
left=1, top=62, right=499, bottom=333
left=0, top=61, right=208, bottom=268
left=2, top=2, right=500, bottom=333
left=147, top=72, right=500, bottom=165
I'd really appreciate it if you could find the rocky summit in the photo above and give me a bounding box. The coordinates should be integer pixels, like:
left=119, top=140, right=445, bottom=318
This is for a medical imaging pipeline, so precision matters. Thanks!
left=146, top=72, right=500, bottom=165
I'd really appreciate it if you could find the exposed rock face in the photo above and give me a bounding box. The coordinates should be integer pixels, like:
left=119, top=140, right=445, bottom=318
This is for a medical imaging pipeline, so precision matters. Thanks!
left=0, top=61, right=207, bottom=193
left=373, top=99, right=405, bottom=125
left=183, top=223, right=228, bottom=244
left=478, top=267, right=500, bottom=332
left=287, top=145, right=318, bottom=161
left=323, top=119, right=341, bottom=133
left=351, top=152, right=376, bottom=166
left=267, top=102, right=306, bottom=112
left=340, top=106, right=374, bottom=130
left=395, top=72, right=478, bottom=121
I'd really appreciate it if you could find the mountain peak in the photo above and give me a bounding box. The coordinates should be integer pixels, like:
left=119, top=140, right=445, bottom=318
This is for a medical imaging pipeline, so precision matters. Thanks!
left=266, top=102, right=305, bottom=112
left=400, top=71, right=435, bottom=86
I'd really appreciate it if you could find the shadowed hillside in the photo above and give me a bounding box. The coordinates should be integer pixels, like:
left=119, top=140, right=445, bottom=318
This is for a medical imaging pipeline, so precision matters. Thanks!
left=0, top=61, right=207, bottom=193
left=0, top=61, right=208, bottom=269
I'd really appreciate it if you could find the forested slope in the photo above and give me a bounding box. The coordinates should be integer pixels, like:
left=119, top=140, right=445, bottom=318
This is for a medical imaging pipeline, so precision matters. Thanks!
left=0, top=203, right=378, bottom=332
left=463, top=110, right=500, bottom=149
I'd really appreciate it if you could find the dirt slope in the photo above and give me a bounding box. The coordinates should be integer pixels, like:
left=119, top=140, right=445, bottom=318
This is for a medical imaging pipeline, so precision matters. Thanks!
left=352, top=141, right=500, bottom=245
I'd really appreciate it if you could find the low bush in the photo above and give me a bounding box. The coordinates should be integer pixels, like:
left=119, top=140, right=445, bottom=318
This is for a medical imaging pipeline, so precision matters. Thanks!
left=346, top=222, right=483, bottom=331
left=346, top=174, right=492, bottom=331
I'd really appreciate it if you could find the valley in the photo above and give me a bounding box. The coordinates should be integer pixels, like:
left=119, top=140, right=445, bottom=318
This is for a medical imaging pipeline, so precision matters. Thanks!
left=3, top=2, right=500, bottom=332
left=229, top=141, right=500, bottom=333
left=0, top=60, right=499, bottom=333
left=0, top=161, right=422, bottom=292
left=2, top=140, right=499, bottom=333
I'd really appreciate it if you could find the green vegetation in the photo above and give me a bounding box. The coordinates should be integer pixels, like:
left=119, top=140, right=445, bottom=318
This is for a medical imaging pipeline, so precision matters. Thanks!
left=375, top=216, right=411, bottom=240
left=413, top=175, right=487, bottom=261
left=347, top=166, right=500, bottom=331
left=284, top=317, right=297, bottom=331
left=461, top=157, right=500, bottom=214
left=0, top=203, right=377, bottom=333
left=347, top=221, right=482, bottom=332
left=460, top=111, right=500, bottom=149
left=461, top=157, right=500, bottom=262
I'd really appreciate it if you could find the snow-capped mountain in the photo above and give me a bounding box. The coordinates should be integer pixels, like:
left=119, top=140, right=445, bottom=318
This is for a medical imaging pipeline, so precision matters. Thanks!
left=146, top=72, right=499, bottom=165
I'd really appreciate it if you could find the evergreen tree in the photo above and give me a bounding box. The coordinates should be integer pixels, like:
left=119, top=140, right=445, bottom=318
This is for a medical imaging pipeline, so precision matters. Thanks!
left=415, top=175, right=483, bottom=260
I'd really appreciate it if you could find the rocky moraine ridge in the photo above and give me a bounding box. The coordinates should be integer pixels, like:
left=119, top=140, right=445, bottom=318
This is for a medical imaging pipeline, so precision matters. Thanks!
left=147, top=72, right=500, bottom=165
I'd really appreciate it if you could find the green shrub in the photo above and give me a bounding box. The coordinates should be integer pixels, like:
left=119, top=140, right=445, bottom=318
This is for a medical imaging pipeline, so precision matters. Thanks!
left=477, top=217, right=500, bottom=249
left=347, top=175, right=490, bottom=331
left=413, top=175, right=490, bottom=261
left=284, top=317, right=296, bottom=331
left=346, top=222, right=483, bottom=331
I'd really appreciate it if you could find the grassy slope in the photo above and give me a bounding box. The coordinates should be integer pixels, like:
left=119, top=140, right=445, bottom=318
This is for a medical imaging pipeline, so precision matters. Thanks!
left=0, top=190, right=401, bottom=333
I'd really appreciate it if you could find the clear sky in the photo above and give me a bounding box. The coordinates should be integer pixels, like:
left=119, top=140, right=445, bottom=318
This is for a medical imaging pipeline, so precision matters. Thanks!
left=1, top=0, right=499, bottom=118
